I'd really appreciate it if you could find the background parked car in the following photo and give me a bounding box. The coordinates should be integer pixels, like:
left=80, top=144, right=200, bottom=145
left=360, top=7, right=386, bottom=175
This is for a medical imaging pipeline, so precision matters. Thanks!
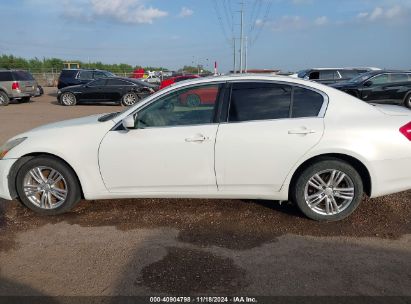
left=142, top=75, right=161, bottom=85
left=179, top=86, right=218, bottom=107
left=57, top=69, right=115, bottom=89
left=292, top=68, right=380, bottom=85
left=159, top=75, right=200, bottom=90
left=57, top=77, right=156, bottom=106
left=0, top=69, right=38, bottom=106
left=331, top=70, right=411, bottom=108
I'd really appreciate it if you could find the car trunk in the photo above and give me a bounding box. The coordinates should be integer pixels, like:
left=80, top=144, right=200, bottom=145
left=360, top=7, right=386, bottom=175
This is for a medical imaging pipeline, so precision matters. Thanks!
left=372, top=104, right=411, bottom=116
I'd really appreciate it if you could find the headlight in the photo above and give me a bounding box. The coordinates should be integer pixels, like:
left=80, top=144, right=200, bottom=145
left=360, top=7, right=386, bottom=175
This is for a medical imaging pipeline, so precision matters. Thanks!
left=0, top=137, right=27, bottom=159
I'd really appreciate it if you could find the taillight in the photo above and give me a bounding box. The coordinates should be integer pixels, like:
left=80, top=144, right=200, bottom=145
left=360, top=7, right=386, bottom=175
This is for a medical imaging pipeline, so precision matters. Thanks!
left=11, top=82, right=19, bottom=90
left=399, top=122, right=411, bottom=141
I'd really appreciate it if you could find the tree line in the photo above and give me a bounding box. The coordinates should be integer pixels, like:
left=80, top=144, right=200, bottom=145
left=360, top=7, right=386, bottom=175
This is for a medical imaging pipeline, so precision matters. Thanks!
left=0, top=54, right=211, bottom=74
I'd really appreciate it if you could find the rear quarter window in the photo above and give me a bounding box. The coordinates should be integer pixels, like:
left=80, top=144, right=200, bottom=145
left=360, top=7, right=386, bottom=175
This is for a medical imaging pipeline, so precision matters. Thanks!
left=12, top=71, right=34, bottom=81
left=292, top=87, right=324, bottom=118
left=0, top=71, right=13, bottom=81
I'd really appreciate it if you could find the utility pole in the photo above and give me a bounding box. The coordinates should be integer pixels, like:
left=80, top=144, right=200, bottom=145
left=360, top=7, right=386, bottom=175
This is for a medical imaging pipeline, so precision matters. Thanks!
left=239, top=1, right=244, bottom=73
left=233, top=38, right=236, bottom=74
left=245, top=36, right=248, bottom=73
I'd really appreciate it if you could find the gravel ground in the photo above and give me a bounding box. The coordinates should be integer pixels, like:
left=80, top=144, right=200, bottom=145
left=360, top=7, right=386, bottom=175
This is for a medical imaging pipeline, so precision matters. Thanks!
left=0, top=88, right=410, bottom=296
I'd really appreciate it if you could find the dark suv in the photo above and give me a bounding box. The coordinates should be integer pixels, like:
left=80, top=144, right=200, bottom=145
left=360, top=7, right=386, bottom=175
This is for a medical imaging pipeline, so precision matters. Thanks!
left=331, top=70, right=411, bottom=108
left=0, top=70, right=38, bottom=106
left=295, top=68, right=379, bottom=85
left=57, top=69, right=115, bottom=89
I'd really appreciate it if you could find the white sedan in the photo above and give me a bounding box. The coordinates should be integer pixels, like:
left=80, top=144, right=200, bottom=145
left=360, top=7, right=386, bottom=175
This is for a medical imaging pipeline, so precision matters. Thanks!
left=1, top=75, right=411, bottom=221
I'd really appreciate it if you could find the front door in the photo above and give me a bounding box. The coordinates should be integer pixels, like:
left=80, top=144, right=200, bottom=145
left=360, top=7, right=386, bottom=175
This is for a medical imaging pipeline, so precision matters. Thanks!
left=215, top=82, right=325, bottom=195
left=81, top=79, right=108, bottom=101
left=98, top=83, right=223, bottom=194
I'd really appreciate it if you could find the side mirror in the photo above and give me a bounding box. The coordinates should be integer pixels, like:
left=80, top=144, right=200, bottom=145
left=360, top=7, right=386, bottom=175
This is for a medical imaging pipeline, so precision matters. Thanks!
left=364, top=80, right=373, bottom=87
left=122, top=114, right=136, bottom=130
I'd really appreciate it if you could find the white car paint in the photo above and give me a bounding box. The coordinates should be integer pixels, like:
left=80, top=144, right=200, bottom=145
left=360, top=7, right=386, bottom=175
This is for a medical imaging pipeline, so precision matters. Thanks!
left=1, top=75, right=411, bottom=204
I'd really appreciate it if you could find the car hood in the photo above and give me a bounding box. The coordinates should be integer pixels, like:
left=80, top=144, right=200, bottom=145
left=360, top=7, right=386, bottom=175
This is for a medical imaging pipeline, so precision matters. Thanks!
left=372, top=104, right=411, bottom=116
left=19, top=114, right=111, bottom=137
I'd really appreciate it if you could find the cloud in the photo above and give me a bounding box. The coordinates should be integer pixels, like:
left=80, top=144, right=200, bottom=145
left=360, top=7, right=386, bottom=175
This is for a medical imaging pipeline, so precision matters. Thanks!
left=62, top=0, right=168, bottom=24
left=357, top=5, right=408, bottom=23
left=314, top=16, right=328, bottom=26
left=178, top=7, right=193, bottom=18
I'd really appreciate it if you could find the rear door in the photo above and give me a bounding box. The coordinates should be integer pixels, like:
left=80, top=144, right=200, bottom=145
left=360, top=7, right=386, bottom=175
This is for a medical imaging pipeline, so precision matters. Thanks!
left=215, top=82, right=325, bottom=195
left=388, top=73, right=410, bottom=104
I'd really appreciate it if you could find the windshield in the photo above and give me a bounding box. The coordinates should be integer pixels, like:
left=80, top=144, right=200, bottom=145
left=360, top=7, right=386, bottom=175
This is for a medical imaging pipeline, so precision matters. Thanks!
left=349, top=72, right=374, bottom=83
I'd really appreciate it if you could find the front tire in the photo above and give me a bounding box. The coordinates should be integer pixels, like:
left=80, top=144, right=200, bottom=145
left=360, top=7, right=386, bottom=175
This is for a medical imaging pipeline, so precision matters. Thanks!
left=291, top=159, right=363, bottom=222
left=404, top=93, right=411, bottom=109
left=0, top=91, right=10, bottom=106
left=60, top=92, right=77, bottom=106
left=16, top=156, right=81, bottom=215
left=122, top=92, right=139, bottom=106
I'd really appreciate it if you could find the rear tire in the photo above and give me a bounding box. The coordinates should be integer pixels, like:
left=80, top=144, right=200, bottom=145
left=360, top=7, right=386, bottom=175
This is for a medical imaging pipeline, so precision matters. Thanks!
left=291, top=159, right=363, bottom=222
left=16, top=156, right=81, bottom=215
left=60, top=92, right=77, bottom=106
left=404, top=93, right=411, bottom=109
left=0, top=91, right=10, bottom=106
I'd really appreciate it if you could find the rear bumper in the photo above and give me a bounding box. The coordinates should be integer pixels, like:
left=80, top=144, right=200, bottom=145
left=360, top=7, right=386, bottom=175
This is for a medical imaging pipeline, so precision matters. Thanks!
left=0, top=159, right=18, bottom=200
left=371, top=157, right=411, bottom=198
left=9, top=91, right=34, bottom=99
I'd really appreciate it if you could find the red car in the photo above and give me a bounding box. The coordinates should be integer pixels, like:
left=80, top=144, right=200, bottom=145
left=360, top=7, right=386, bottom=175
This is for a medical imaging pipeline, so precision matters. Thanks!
left=159, top=75, right=200, bottom=90
left=179, top=86, right=219, bottom=107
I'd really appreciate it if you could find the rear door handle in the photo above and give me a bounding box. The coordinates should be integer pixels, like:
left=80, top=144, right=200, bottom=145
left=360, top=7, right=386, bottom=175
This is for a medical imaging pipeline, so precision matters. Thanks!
left=185, top=135, right=208, bottom=143
left=288, top=129, right=316, bottom=135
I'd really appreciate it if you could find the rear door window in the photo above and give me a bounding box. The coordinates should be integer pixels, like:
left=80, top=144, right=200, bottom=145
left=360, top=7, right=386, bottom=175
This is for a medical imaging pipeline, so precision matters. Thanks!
left=390, top=74, right=408, bottom=83
left=339, top=70, right=360, bottom=79
left=228, top=82, right=292, bottom=122
left=319, top=70, right=336, bottom=80
left=94, top=71, right=109, bottom=79
left=292, top=87, right=324, bottom=118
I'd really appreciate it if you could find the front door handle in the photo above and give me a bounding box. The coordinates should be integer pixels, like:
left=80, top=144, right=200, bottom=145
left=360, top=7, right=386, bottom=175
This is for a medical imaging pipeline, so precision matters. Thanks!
left=288, top=129, right=316, bottom=135
left=185, top=135, right=208, bottom=143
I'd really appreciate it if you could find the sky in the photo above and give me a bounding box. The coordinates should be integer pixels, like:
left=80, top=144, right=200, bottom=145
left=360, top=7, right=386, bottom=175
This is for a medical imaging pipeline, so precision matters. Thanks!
left=0, top=0, right=410, bottom=73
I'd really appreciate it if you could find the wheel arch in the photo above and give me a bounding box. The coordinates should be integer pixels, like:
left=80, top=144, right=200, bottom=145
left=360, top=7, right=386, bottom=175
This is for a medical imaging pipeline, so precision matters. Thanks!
left=288, top=153, right=372, bottom=198
left=8, top=152, right=85, bottom=200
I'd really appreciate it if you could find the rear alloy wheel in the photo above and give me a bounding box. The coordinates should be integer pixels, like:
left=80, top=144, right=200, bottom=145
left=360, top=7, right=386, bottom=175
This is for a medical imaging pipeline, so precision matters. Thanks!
left=292, top=159, right=363, bottom=221
left=0, top=91, right=10, bottom=106
left=16, top=156, right=81, bottom=215
left=122, top=92, right=139, bottom=106
left=60, top=92, right=77, bottom=106
left=404, top=93, right=411, bottom=109
left=186, top=94, right=201, bottom=107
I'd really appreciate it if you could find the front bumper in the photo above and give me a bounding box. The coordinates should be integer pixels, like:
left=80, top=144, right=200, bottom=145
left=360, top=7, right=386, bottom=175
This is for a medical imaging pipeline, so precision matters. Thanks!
left=0, top=158, right=18, bottom=200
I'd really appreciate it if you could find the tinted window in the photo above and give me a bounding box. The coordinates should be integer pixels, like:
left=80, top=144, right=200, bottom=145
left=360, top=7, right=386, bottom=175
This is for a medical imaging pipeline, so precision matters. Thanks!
left=390, top=74, right=408, bottom=83
left=0, top=71, right=13, bottom=81
left=60, top=70, right=78, bottom=78
left=89, top=79, right=106, bottom=86
left=308, top=72, right=320, bottom=80
left=137, top=84, right=220, bottom=128
left=107, top=79, right=128, bottom=86
left=13, top=71, right=34, bottom=81
left=79, top=71, right=93, bottom=80
left=292, top=87, right=324, bottom=118
left=297, top=70, right=308, bottom=78
left=371, top=74, right=389, bottom=85
left=229, top=83, right=291, bottom=122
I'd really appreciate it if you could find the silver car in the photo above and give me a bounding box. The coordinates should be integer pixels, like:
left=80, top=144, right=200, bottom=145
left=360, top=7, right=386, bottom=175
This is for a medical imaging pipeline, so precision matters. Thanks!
left=0, top=70, right=38, bottom=106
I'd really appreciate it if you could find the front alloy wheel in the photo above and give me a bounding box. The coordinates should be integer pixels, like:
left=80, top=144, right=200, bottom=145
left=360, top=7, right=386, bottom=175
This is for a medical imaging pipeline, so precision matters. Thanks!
left=122, top=92, right=139, bottom=106
left=16, top=156, right=81, bottom=215
left=60, top=92, right=77, bottom=106
left=292, top=159, right=363, bottom=221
